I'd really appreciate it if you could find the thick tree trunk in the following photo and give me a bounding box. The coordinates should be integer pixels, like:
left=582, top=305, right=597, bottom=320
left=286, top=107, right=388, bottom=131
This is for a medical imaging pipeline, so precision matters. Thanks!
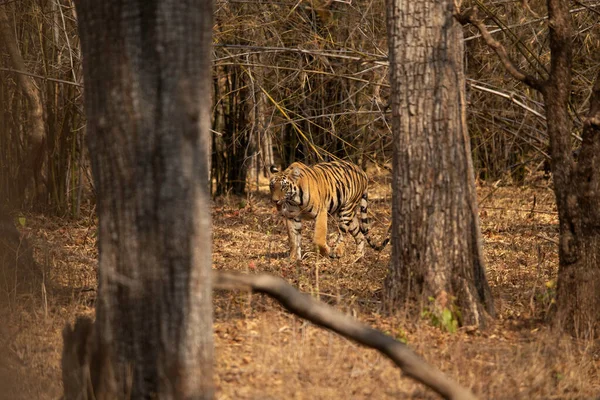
left=549, top=57, right=600, bottom=338
left=0, top=7, right=47, bottom=203
left=539, top=0, right=600, bottom=338
left=67, top=1, right=214, bottom=398
left=384, top=0, right=494, bottom=327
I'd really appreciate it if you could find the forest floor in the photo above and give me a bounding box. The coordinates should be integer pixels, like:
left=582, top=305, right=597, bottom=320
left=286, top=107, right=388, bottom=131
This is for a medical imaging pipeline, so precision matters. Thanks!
left=1, top=171, right=599, bottom=399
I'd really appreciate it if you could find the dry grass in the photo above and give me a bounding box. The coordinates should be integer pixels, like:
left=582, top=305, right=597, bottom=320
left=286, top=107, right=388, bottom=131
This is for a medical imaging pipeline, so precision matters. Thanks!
left=1, top=173, right=599, bottom=399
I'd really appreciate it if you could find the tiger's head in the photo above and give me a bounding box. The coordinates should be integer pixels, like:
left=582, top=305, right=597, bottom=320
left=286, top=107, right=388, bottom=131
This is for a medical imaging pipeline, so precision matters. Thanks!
left=268, top=165, right=302, bottom=209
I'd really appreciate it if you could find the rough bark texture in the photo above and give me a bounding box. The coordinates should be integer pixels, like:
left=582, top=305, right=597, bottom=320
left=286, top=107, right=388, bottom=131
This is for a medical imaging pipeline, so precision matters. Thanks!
left=0, top=7, right=47, bottom=202
left=384, top=0, right=494, bottom=327
left=67, top=1, right=214, bottom=398
left=545, top=0, right=600, bottom=338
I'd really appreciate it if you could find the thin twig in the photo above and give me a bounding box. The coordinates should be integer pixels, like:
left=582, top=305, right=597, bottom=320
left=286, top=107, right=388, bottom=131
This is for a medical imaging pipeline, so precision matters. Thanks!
left=56, top=0, right=79, bottom=84
left=214, top=44, right=388, bottom=65
left=535, top=234, right=559, bottom=244
left=0, top=67, right=82, bottom=87
left=464, top=4, right=600, bottom=42
left=480, top=206, right=556, bottom=215
left=467, top=81, right=545, bottom=120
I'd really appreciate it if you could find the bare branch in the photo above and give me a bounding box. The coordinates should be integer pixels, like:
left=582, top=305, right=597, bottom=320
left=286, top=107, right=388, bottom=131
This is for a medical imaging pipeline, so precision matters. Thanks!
left=214, top=271, right=478, bottom=400
left=0, top=67, right=83, bottom=87
left=213, top=44, right=388, bottom=65
left=467, top=80, right=546, bottom=120
left=464, top=4, right=600, bottom=42
left=455, top=7, right=544, bottom=92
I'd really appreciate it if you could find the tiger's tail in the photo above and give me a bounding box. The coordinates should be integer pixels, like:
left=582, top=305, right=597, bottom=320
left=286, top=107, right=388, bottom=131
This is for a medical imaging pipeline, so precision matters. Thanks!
left=359, top=193, right=390, bottom=251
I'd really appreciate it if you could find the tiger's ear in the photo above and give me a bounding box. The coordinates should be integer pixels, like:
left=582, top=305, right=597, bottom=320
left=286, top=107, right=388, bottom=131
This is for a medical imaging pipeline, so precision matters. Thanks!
left=269, top=165, right=279, bottom=175
left=292, top=167, right=301, bottom=179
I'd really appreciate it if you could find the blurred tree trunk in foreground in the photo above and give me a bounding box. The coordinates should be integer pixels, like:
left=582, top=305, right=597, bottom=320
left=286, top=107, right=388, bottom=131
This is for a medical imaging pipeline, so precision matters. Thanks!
left=62, top=1, right=214, bottom=398
left=384, top=0, right=494, bottom=329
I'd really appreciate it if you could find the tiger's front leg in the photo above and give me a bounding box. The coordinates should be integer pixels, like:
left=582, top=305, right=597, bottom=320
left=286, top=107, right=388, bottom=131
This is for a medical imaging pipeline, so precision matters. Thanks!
left=286, top=218, right=302, bottom=260
left=314, top=211, right=331, bottom=257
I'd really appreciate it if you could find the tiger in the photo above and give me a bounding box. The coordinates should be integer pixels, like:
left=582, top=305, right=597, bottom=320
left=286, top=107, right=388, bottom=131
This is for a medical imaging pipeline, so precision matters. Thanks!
left=269, top=160, right=389, bottom=260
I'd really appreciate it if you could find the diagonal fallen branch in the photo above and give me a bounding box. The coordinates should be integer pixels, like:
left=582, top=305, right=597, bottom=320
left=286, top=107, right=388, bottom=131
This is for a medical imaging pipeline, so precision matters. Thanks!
left=214, top=271, right=478, bottom=400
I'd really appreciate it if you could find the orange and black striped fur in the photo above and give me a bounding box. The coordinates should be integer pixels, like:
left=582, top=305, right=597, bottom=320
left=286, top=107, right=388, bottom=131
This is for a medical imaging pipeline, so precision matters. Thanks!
left=269, top=160, right=389, bottom=260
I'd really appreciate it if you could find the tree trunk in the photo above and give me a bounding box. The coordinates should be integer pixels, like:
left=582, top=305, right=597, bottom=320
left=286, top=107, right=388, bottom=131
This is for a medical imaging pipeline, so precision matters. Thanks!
left=247, top=55, right=273, bottom=186
left=67, top=1, right=214, bottom=398
left=261, top=122, right=274, bottom=176
left=0, top=7, right=47, bottom=204
left=455, top=0, right=600, bottom=338
left=541, top=0, right=578, bottom=335
left=384, top=0, right=494, bottom=328
left=545, top=0, right=600, bottom=336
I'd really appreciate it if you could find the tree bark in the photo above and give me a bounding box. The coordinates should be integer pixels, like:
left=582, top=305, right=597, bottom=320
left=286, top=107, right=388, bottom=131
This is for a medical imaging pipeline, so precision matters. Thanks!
left=0, top=7, right=47, bottom=203
left=384, top=0, right=494, bottom=327
left=66, top=1, right=214, bottom=398
left=547, top=6, right=600, bottom=337
left=456, top=0, right=600, bottom=339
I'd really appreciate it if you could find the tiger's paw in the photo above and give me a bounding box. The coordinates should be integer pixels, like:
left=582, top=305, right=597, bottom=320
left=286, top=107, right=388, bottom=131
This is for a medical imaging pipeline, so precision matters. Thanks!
left=330, top=243, right=345, bottom=259
left=315, top=243, right=332, bottom=258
